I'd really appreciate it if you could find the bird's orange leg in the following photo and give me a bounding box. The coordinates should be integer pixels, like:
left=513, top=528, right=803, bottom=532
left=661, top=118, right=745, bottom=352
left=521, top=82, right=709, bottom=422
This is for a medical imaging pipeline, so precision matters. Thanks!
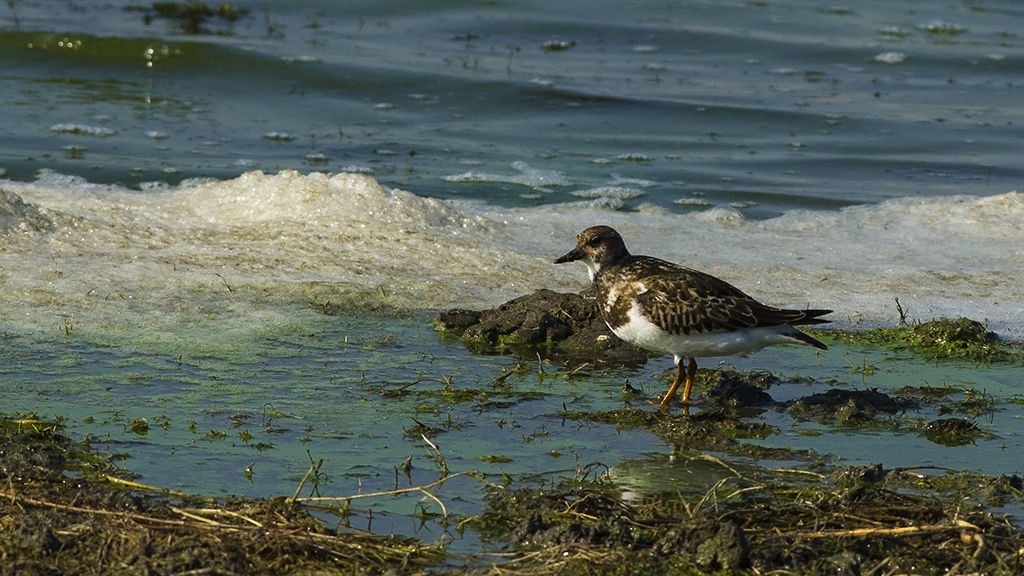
left=660, top=357, right=697, bottom=407
left=681, top=357, right=697, bottom=404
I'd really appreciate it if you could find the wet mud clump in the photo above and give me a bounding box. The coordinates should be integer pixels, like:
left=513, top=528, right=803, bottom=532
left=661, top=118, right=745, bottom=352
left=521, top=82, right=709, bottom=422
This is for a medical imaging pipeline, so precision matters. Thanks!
left=564, top=368, right=1003, bottom=458
left=478, top=482, right=751, bottom=574
left=562, top=373, right=789, bottom=458
left=436, top=289, right=652, bottom=366
left=920, top=417, right=992, bottom=446
left=474, top=462, right=1024, bottom=576
left=787, top=388, right=910, bottom=424
left=706, top=372, right=776, bottom=409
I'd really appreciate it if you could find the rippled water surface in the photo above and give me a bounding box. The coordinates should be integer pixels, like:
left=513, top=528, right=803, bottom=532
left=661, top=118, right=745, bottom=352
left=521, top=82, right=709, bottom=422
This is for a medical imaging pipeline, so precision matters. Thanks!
left=2, top=0, right=1023, bottom=553
left=2, top=0, right=1022, bottom=216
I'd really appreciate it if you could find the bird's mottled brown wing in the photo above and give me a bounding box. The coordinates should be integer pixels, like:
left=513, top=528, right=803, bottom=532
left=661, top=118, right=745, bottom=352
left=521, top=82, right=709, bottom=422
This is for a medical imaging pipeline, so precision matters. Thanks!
left=624, top=257, right=809, bottom=336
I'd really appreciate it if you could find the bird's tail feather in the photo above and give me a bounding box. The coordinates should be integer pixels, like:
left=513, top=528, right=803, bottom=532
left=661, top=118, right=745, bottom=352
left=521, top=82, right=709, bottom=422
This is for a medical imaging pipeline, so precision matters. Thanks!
left=787, top=328, right=829, bottom=350
left=790, top=309, right=832, bottom=326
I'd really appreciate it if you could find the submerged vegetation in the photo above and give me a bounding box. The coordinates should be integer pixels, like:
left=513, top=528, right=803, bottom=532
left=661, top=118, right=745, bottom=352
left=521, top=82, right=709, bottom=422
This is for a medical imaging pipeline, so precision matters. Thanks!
left=135, top=2, right=250, bottom=34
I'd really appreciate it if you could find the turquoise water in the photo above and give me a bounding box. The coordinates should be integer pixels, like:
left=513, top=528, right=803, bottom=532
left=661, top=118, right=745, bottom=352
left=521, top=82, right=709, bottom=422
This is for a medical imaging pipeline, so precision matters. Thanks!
left=2, top=0, right=1024, bottom=553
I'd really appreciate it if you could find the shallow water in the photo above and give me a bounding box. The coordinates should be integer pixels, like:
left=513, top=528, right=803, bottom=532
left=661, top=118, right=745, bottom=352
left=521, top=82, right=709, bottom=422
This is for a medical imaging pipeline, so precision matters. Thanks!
left=3, top=307, right=1023, bottom=553
left=2, top=0, right=1024, bottom=554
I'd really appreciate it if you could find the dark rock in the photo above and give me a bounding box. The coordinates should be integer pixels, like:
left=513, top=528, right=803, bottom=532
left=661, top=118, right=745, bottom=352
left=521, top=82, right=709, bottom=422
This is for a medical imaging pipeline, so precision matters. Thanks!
left=437, top=289, right=652, bottom=366
left=0, top=189, right=57, bottom=234
left=435, top=309, right=481, bottom=331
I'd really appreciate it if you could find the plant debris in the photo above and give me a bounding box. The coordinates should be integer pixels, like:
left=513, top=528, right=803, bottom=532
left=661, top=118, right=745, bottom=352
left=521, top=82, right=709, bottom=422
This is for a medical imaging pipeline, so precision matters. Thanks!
left=5, top=394, right=1024, bottom=576
left=0, top=416, right=443, bottom=576
left=471, top=460, right=1024, bottom=576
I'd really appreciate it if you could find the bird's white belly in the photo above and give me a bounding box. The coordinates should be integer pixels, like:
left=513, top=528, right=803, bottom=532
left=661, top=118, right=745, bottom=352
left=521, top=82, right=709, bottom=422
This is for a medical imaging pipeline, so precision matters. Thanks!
left=610, top=302, right=795, bottom=358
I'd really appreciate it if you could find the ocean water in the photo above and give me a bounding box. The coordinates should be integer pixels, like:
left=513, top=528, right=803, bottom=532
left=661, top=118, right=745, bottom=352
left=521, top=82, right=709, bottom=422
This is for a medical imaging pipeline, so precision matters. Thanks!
left=2, top=0, right=1022, bottom=215
left=2, top=0, right=1024, bottom=552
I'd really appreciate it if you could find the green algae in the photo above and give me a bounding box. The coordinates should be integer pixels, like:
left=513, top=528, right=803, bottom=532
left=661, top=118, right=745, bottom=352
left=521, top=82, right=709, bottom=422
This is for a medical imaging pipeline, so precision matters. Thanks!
left=376, top=377, right=549, bottom=411
left=819, top=317, right=1024, bottom=363
left=311, top=289, right=410, bottom=318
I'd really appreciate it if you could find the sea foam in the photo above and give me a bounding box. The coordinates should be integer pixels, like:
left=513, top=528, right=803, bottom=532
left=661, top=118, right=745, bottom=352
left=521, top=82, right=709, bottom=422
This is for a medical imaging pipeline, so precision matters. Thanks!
left=2, top=170, right=1022, bottom=342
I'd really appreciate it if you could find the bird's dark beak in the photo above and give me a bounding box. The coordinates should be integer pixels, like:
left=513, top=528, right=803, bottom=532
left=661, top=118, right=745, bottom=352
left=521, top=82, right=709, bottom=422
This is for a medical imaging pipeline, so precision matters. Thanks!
left=554, top=246, right=585, bottom=264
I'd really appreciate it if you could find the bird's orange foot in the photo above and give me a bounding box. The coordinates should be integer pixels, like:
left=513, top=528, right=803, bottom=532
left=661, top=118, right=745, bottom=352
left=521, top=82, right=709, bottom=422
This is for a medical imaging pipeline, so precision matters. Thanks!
left=651, top=394, right=695, bottom=411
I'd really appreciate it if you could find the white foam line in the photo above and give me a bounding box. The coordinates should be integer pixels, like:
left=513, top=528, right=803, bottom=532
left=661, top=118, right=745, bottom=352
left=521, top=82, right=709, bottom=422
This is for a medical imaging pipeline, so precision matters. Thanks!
left=3, top=170, right=1022, bottom=341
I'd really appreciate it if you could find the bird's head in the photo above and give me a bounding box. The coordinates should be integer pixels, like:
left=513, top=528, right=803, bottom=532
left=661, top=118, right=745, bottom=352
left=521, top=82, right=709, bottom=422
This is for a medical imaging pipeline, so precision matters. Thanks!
left=554, top=225, right=629, bottom=280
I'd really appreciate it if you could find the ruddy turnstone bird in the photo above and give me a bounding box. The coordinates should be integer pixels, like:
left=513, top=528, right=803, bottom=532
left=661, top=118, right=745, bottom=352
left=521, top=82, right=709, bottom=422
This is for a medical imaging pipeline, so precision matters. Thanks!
left=555, top=225, right=831, bottom=406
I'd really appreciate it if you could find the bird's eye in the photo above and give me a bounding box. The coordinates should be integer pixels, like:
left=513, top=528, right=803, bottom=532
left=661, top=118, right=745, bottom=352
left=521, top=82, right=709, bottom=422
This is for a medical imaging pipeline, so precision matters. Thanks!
left=588, top=236, right=602, bottom=246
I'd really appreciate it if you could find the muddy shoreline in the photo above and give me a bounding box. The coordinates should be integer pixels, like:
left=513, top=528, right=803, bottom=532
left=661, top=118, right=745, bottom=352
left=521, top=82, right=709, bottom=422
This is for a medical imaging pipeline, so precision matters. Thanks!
left=5, top=405, right=1023, bottom=575
left=4, top=291, right=1024, bottom=575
